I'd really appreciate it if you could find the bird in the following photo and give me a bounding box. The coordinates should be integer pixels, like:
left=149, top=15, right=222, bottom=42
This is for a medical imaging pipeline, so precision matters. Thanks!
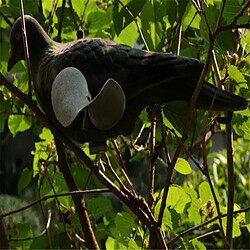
left=8, top=15, right=247, bottom=147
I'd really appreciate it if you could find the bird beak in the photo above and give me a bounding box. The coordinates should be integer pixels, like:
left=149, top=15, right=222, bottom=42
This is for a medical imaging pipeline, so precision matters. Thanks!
left=7, top=49, right=18, bottom=72
left=7, top=56, right=18, bottom=72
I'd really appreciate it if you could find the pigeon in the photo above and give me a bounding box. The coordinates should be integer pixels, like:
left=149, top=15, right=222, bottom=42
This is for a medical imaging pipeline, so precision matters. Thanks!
left=8, top=15, right=247, bottom=145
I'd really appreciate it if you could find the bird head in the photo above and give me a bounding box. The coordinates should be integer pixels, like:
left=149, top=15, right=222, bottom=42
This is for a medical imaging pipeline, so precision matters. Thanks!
left=8, top=15, right=51, bottom=72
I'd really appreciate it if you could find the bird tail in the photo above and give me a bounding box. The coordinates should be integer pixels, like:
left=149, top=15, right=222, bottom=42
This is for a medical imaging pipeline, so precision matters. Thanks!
left=196, top=81, right=247, bottom=111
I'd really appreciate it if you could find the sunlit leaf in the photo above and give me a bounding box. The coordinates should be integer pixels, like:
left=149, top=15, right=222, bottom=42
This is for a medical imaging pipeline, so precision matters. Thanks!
left=228, top=65, right=247, bottom=83
left=8, top=114, right=32, bottom=137
left=175, top=158, right=192, bottom=175
left=166, top=186, right=191, bottom=214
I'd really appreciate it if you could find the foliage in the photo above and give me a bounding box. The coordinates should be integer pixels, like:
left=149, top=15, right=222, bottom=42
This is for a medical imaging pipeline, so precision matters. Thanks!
left=0, top=0, right=249, bottom=249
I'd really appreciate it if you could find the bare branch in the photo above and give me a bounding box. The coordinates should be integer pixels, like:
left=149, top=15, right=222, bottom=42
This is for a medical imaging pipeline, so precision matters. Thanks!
left=0, top=189, right=109, bottom=218
left=57, top=0, right=66, bottom=42
left=167, top=206, right=250, bottom=247
left=116, top=0, right=149, bottom=51
left=18, top=0, right=32, bottom=98
left=0, top=11, right=13, bottom=26
left=9, top=210, right=52, bottom=242
left=225, top=83, right=234, bottom=247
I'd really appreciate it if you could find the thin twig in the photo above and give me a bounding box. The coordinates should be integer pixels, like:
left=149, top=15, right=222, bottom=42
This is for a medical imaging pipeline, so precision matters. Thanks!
left=47, top=177, right=71, bottom=247
left=215, top=0, right=227, bottom=31
left=57, top=0, right=66, bottom=42
left=167, top=206, right=250, bottom=247
left=217, top=23, right=250, bottom=32
left=111, top=140, right=136, bottom=196
left=68, top=0, right=78, bottom=30
left=0, top=11, right=13, bottom=26
left=177, top=229, right=220, bottom=249
left=177, top=19, right=182, bottom=56
left=131, top=123, right=145, bottom=147
left=0, top=189, right=109, bottom=218
left=37, top=0, right=43, bottom=16
left=19, top=0, right=32, bottom=98
left=80, top=0, right=90, bottom=28
left=117, top=0, right=149, bottom=51
left=0, top=73, right=167, bottom=249
left=0, top=111, right=34, bottom=116
left=201, top=132, right=229, bottom=248
left=158, top=41, right=213, bottom=226
left=148, top=118, right=156, bottom=210
left=55, top=138, right=99, bottom=249
left=37, top=187, right=52, bottom=248
left=10, top=210, right=52, bottom=242
left=225, top=83, right=234, bottom=248
left=104, top=152, right=128, bottom=192
left=48, top=0, right=58, bottom=20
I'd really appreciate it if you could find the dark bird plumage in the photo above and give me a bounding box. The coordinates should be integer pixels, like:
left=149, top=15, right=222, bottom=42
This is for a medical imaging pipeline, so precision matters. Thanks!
left=8, top=15, right=247, bottom=143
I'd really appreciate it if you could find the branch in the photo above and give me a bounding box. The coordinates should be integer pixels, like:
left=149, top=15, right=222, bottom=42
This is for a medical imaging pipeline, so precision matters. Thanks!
left=0, top=11, right=13, bottom=26
left=0, top=189, right=109, bottom=218
left=103, top=152, right=128, bottom=192
left=54, top=138, right=99, bottom=249
left=167, top=206, right=250, bottom=247
left=158, top=39, right=213, bottom=227
left=9, top=210, right=52, bottom=242
left=19, top=0, right=32, bottom=98
left=201, top=131, right=228, bottom=248
left=148, top=117, right=156, bottom=210
left=68, top=0, right=78, bottom=30
left=57, top=0, right=66, bottom=42
left=225, top=83, right=234, bottom=248
left=116, top=0, right=149, bottom=51
left=110, top=140, right=136, bottom=196
left=0, top=73, right=167, bottom=249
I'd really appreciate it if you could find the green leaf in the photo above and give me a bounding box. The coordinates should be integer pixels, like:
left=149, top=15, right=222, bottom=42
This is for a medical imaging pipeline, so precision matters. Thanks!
left=223, top=0, right=245, bottom=24
left=163, top=101, right=197, bottom=138
left=17, top=168, right=32, bottom=193
left=0, top=91, right=11, bottom=132
left=166, top=0, right=177, bottom=26
left=175, top=158, right=192, bottom=175
left=246, top=209, right=250, bottom=232
left=39, top=127, right=54, bottom=141
left=9, top=223, right=33, bottom=249
left=128, top=238, right=140, bottom=249
left=234, top=116, right=250, bottom=140
left=115, top=21, right=137, bottom=47
left=182, top=2, right=201, bottom=30
left=166, top=186, right=191, bottom=214
left=191, top=238, right=206, bottom=249
left=188, top=195, right=203, bottom=224
left=222, top=217, right=241, bottom=238
left=105, top=236, right=127, bottom=249
left=156, top=205, right=173, bottom=231
left=8, top=114, right=32, bottom=137
left=115, top=211, right=136, bottom=237
left=199, top=181, right=222, bottom=204
left=200, top=6, right=233, bottom=52
left=87, top=197, right=112, bottom=220
left=88, top=7, right=113, bottom=36
left=228, top=65, right=247, bottom=83
left=113, top=0, right=146, bottom=36
left=141, top=0, right=166, bottom=51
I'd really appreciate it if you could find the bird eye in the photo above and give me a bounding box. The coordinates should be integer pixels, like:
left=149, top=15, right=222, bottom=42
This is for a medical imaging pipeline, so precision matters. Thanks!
left=15, top=32, right=21, bottom=41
